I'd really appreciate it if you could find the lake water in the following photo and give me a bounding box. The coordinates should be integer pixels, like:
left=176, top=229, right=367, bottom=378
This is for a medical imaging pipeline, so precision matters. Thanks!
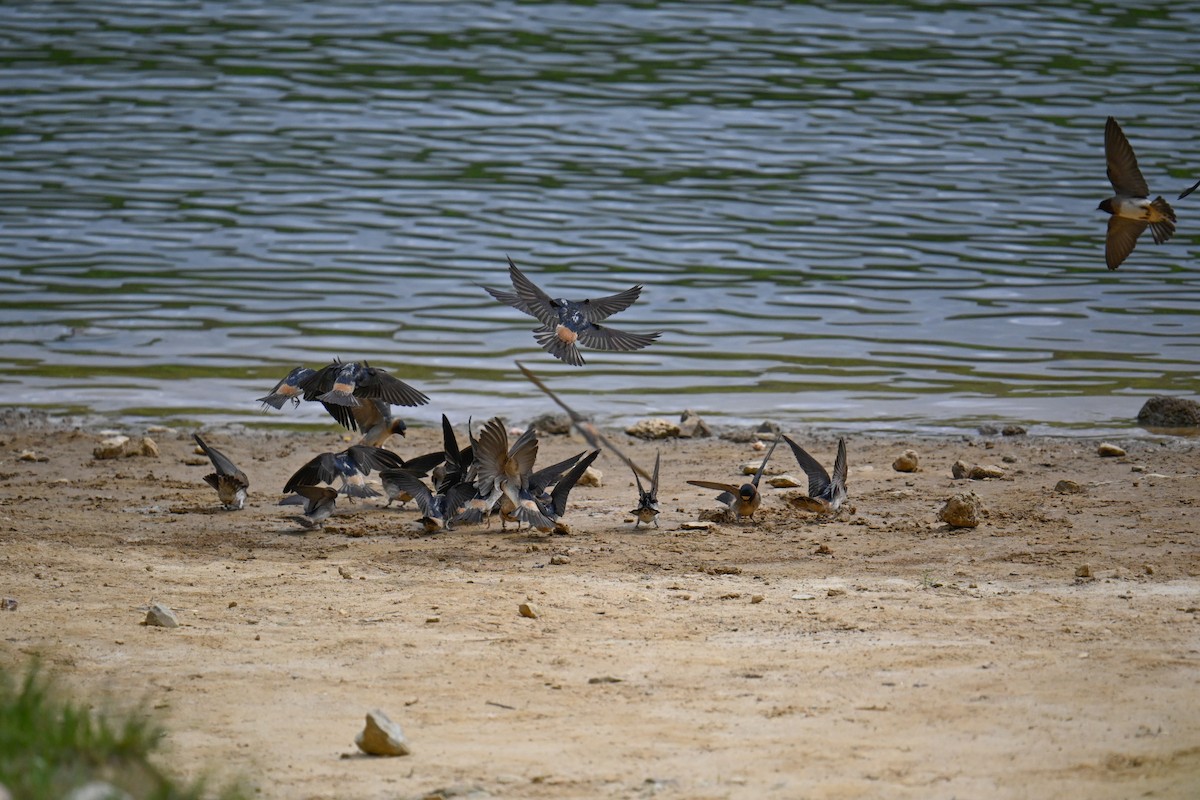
left=3, top=1, right=1199, bottom=436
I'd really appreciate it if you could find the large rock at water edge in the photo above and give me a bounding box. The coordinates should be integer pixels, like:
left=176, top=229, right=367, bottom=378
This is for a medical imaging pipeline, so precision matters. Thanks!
left=1137, top=396, right=1200, bottom=428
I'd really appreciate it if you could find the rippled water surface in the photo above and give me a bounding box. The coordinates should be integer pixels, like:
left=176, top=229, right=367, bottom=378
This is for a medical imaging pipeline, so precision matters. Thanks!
left=3, top=1, right=1199, bottom=435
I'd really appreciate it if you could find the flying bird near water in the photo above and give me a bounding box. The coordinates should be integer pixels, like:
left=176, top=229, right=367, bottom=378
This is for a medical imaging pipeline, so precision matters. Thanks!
left=782, top=436, right=848, bottom=514
left=1098, top=116, right=1176, bottom=270
left=283, top=445, right=408, bottom=499
left=485, top=257, right=662, bottom=366
left=193, top=433, right=249, bottom=510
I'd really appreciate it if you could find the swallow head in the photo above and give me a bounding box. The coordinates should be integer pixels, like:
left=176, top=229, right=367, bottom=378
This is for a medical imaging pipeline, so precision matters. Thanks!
left=738, top=484, right=757, bottom=502
left=1098, top=198, right=1114, bottom=214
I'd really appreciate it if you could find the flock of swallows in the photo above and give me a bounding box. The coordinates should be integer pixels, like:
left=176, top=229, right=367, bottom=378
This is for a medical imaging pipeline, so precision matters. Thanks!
left=191, top=117, right=1185, bottom=528
left=190, top=261, right=847, bottom=531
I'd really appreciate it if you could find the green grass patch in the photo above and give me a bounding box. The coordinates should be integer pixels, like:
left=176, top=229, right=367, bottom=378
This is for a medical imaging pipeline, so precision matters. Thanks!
left=0, top=664, right=248, bottom=799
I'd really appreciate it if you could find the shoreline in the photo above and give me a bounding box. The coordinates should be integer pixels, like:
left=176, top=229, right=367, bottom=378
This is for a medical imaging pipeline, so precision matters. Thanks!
left=0, top=413, right=1197, bottom=798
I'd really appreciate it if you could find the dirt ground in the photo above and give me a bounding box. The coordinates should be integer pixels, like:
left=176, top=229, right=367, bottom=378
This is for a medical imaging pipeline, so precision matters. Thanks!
left=1, top=411, right=1198, bottom=799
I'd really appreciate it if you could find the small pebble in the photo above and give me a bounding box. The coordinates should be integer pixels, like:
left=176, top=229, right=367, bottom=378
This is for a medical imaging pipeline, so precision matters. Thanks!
left=967, top=464, right=1005, bottom=480
left=750, top=595, right=764, bottom=604
left=1075, top=564, right=1093, bottom=579
left=1001, top=425, right=1027, bottom=436
left=1097, top=442, right=1126, bottom=458
left=549, top=554, right=570, bottom=565
left=518, top=602, right=539, bottom=619
left=951, top=460, right=970, bottom=479
left=1055, top=479, right=1084, bottom=494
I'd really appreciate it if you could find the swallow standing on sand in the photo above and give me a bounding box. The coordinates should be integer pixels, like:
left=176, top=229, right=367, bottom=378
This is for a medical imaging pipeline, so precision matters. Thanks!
left=257, top=366, right=317, bottom=410
left=290, top=485, right=338, bottom=529
left=379, top=450, right=447, bottom=507
left=485, top=257, right=662, bottom=366
left=630, top=451, right=661, bottom=529
left=193, top=433, right=249, bottom=510
left=1099, top=116, right=1176, bottom=270
left=782, top=436, right=848, bottom=514
left=283, top=445, right=408, bottom=499
left=1180, top=178, right=1200, bottom=200
left=687, top=436, right=780, bottom=523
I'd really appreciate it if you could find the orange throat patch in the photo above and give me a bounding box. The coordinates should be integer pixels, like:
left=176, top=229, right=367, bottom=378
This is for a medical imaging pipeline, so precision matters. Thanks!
left=555, top=324, right=578, bottom=345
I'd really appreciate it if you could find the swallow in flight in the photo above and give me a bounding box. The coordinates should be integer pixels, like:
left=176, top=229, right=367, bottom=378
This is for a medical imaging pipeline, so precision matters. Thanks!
left=485, top=257, right=661, bottom=366
left=1099, top=116, right=1176, bottom=270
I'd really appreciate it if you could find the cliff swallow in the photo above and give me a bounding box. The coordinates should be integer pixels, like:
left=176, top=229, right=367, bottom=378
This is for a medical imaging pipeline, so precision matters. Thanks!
left=431, top=414, right=475, bottom=494
left=377, top=469, right=476, bottom=532
left=290, top=485, right=337, bottom=529
left=349, top=398, right=408, bottom=447
left=283, top=445, right=407, bottom=499
left=193, top=433, right=249, bottom=510
left=688, top=436, right=780, bottom=523
left=782, top=435, right=848, bottom=514
left=453, top=417, right=545, bottom=528
left=493, top=449, right=590, bottom=531
left=1099, top=116, right=1176, bottom=270
left=379, top=450, right=446, bottom=507
left=527, top=449, right=600, bottom=532
left=1180, top=178, right=1200, bottom=200
left=631, top=451, right=661, bottom=529
left=486, top=257, right=662, bottom=366
left=257, top=366, right=316, bottom=410
left=300, top=359, right=429, bottom=409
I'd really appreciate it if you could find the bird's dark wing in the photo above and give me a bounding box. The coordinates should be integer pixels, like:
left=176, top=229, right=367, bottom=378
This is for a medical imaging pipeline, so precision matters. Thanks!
left=1105, top=116, right=1149, bottom=197
left=751, top=435, right=781, bottom=487
left=346, top=445, right=407, bottom=475
left=484, top=284, right=534, bottom=315
left=379, top=469, right=435, bottom=515
left=548, top=450, right=599, bottom=518
left=687, top=479, right=739, bottom=494
left=577, top=323, right=661, bottom=353
left=294, top=484, right=337, bottom=514
left=354, top=364, right=429, bottom=407
left=649, top=451, right=661, bottom=497
left=193, top=433, right=242, bottom=479
left=1180, top=178, right=1200, bottom=200
left=402, top=450, right=446, bottom=477
left=580, top=284, right=643, bottom=323
left=298, top=359, right=343, bottom=401
left=508, top=257, right=560, bottom=328
left=320, top=401, right=358, bottom=431
left=830, top=438, right=848, bottom=496
left=283, top=453, right=336, bottom=494
left=783, top=435, right=832, bottom=500
left=529, top=451, right=586, bottom=495
left=1106, top=216, right=1147, bottom=270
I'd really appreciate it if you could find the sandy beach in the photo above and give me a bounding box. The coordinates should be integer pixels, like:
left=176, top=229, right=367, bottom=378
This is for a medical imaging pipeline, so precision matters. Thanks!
left=1, top=410, right=1198, bottom=799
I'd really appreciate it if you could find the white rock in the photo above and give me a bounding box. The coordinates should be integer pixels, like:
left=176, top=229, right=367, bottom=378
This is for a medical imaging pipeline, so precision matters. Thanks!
left=355, top=709, right=411, bottom=757
left=144, top=603, right=178, bottom=628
